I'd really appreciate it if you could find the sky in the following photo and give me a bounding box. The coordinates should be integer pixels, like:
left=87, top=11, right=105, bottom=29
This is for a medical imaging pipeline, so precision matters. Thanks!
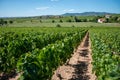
left=0, top=0, right=120, bottom=17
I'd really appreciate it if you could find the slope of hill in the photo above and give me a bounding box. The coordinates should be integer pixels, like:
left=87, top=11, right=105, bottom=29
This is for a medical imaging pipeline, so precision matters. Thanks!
left=62, top=12, right=115, bottom=16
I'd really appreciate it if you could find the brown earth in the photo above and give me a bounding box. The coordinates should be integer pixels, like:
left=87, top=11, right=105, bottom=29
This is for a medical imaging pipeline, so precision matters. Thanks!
left=0, top=70, right=20, bottom=80
left=52, top=32, right=96, bottom=80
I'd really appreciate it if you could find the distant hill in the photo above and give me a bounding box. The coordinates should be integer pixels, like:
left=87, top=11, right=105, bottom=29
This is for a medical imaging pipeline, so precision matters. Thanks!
left=62, top=12, right=115, bottom=16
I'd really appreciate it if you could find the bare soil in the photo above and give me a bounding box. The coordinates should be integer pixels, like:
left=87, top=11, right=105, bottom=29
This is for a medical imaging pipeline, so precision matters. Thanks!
left=52, top=32, right=96, bottom=80
left=0, top=70, right=20, bottom=80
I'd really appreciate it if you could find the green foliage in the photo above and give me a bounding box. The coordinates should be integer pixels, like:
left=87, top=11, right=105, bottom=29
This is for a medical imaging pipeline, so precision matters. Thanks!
left=17, top=30, right=87, bottom=80
left=59, top=19, right=63, bottom=23
left=0, top=30, right=78, bottom=73
left=56, top=24, right=61, bottom=27
left=52, top=20, right=55, bottom=23
left=0, top=19, right=4, bottom=25
left=0, top=19, right=8, bottom=26
left=1, top=27, right=120, bottom=80
left=72, top=25, right=75, bottom=27
left=66, top=19, right=72, bottom=22
left=90, top=28, right=120, bottom=80
left=0, top=27, right=87, bottom=80
left=81, top=18, right=87, bottom=22
left=39, top=20, right=42, bottom=23
left=74, top=16, right=81, bottom=22
left=9, top=20, right=13, bottom=24
left=106, top=16, right=119, bottom=23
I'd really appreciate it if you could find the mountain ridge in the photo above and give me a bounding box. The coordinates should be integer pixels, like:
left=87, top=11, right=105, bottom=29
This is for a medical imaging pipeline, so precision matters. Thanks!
left=62, top=12, right=116, bottom=16
left=0, top=12, right=119, bottom=18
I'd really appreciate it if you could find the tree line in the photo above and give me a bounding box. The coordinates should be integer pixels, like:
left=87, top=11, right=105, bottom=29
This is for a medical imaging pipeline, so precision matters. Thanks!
left=0, top=19, right=13, bottom=26
left=51, top=16, right=120, bottom=23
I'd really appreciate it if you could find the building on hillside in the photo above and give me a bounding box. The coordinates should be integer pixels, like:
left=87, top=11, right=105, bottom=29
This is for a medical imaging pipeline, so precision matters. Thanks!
left=98, top=18, right=106, bottom=23
left=105, top=15, right=111, bottom=18
left=117, top=17, right=120, bottom=21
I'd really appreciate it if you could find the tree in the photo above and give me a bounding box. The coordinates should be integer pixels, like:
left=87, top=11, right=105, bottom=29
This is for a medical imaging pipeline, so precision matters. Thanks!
left=56, top=24, right=61, bottom=27
left=92, top=17, right=98, bottom=22
left=74, top=16, right=81, bottom=22
left=40, top=20, right=42, bottom=23
left=52, top=20, right=55, bottom=23
left=0, top=19, right=4, bottom=26
left=82, top=19, right=87, bottom=22
left=0, top=19, right=8, bottom=26
left=112, top=16, right=118, bottom=22
left=107, top=16, right=119, bottom=23
left=59, top=19, right=63, bottom=23
left=9, top=20, right=13, bottom=24
left=105, top=18, right=109, bottom=23
left=4, top=21, right=8, bottom=25
left=66, top=19, right=72, bottom=22
left=39, top=16, right=42, bottom=19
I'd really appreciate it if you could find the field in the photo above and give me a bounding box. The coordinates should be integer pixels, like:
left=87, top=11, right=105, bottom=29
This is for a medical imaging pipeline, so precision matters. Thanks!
left=0, top=26, right=120, bottom=80
left=0, top=27, right=87, bottom=80
left=5, top=22, right=120, bottom=27
left=1, top=0, right=120, bottom=79
left=1, top=15, right=120, bottom=27
left=90, top=28, right=120, bottom=80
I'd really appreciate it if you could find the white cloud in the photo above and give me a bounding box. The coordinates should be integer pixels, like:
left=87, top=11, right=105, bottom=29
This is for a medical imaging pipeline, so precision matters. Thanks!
left=63, top=10, right=67, bottom=11
left=51, top=0, right=59, bottom=1
left=68, top=9, right=74, bottom=12
left=36, top=7, right=49, bottom=10
left=63, top=9, right=75, bottom=12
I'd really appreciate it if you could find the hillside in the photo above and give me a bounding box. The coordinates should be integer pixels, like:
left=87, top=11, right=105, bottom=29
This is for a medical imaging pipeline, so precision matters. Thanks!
left=62, top=12, right=115, bottom=16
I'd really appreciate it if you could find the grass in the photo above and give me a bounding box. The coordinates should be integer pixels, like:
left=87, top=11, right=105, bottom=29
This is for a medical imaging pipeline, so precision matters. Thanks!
left=3, top=22, right=120, bottom=27
left=2, top=15, right=120, bottom=27
left=0, top=27, right=87, bottom=34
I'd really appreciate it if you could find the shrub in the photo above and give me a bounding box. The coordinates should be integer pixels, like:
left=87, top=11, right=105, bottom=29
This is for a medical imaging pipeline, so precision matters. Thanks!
left=72, top=25, right=75, bottom=27
left=66, top=19, right=72, bottom=22
left=56, top=24, right=61, bottom=27
left=9, top=20, right=13, bottom=24
left=52, top=20, right=55, bottom=23
left=59, top=19, right=63, bottom=23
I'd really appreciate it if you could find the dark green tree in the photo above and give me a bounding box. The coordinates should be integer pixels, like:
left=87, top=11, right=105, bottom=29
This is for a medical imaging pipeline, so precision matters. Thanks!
left=66, top=19, right=72, bottom=22
left=56, top=24, right=61, bottom=27
left=59, top=19, right=63, bottom=23
left=52, top=20, right=55, bottom=23
left=74, top=16, right=81, bottom=22
left=9, top=20, right=13, bottom=24
left=0, top=19, right=4, bottom=26
left=111, top=16, right=118, bottom=22
left=92, top=17, right=98, bottom=22
left=4, top=21, right=8, bottom=25
left=40, top=20, right=42, bottom=23
left=82, top=19, right=87, bottom=22
left=105, top=18, right=109, bottom=23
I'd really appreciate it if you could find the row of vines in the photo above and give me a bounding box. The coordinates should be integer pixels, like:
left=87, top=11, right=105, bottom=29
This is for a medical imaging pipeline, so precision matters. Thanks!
left=1, top=27, right=120, bottom=80
left=90, top=28, right=120, bottom=80
left=0, top=28, right=87, bottom=80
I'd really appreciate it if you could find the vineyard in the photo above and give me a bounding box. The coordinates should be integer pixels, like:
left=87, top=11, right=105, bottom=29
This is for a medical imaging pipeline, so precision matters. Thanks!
left=90, top=28, right=120, bottom=80
left=0, top=27, right=120, bottom=80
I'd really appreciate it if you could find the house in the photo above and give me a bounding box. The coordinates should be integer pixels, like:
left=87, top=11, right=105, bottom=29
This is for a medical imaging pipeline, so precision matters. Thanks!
left=105, top=15, right=111, bottom=18
left=117, top=17, right=120, bottom=21
left=98, top=18, right=106, bottom=23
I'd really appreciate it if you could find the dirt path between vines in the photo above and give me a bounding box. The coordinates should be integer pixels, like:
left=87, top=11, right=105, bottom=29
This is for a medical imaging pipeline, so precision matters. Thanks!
left=52, top=32, right=96, bottom=80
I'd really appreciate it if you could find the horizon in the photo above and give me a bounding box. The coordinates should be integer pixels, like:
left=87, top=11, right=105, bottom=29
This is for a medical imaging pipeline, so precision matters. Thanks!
left=0, top=11, right=118, bottom=18
left=0, top=0, right=120, bottom=17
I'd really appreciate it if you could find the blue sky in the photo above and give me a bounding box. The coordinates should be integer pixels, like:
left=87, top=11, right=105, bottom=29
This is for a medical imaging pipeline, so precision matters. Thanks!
left=0, top=0, right=120, bottom=17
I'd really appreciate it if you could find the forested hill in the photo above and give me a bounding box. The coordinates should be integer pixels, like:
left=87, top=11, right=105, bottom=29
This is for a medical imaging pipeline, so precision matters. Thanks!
left=62, top=12, right=115, bottom=16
